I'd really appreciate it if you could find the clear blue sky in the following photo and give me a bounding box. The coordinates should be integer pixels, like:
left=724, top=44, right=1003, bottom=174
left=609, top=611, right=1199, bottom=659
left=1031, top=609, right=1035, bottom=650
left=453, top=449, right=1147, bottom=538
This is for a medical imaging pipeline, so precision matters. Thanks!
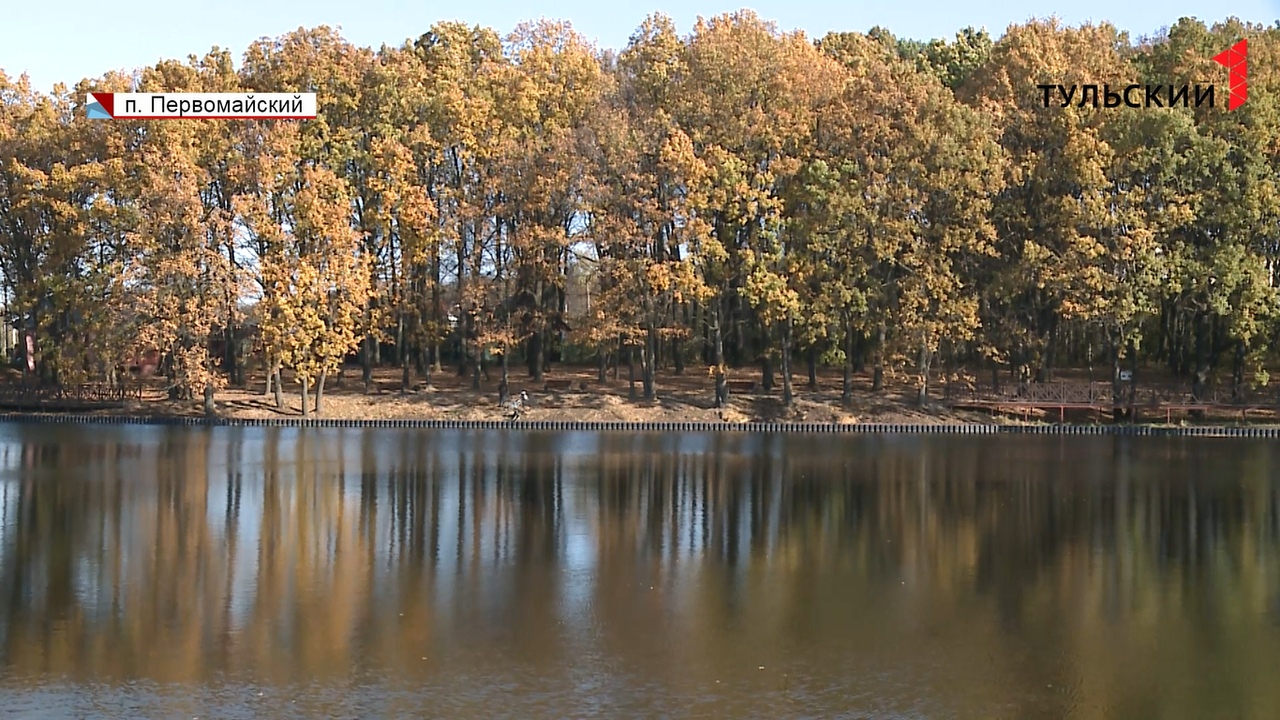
left=3, top=0, right=1278, bottom=92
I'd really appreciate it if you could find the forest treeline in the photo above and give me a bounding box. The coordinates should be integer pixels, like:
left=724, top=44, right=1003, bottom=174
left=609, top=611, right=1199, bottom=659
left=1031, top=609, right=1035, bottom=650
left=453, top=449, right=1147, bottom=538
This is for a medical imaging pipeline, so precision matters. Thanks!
left=1, top=11, right=1278, bottom=414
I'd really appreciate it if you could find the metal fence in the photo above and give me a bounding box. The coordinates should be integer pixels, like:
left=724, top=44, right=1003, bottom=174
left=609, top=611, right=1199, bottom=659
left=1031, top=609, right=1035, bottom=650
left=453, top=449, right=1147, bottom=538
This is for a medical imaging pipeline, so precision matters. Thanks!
left=0, top=383, right=145, bottom=405
left=950, top=380, right=1279, bottom=408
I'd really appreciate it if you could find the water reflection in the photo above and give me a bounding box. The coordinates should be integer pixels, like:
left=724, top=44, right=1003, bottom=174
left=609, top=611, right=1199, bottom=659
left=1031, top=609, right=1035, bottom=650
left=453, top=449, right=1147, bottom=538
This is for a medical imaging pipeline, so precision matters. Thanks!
left=0, top=425, right=1278, bottom=719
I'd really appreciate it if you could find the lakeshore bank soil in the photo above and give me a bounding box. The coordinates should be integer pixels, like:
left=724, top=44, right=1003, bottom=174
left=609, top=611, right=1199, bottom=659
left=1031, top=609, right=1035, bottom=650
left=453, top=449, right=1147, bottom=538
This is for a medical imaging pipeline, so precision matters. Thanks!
left=50, top=366, right=1280, bottom=426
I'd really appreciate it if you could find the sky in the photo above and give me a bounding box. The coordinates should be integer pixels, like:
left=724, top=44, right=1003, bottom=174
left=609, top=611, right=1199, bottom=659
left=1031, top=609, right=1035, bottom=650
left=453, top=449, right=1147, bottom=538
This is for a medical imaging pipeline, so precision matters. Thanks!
left=2, top=0, right=1278, bottom=92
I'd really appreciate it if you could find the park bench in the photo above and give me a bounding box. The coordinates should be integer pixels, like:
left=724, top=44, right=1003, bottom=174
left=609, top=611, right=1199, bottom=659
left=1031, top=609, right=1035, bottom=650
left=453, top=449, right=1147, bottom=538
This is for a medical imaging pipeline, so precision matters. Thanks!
left=725, top=379, right=757, bottom=393
left=543, top=379, right=576, bottom=392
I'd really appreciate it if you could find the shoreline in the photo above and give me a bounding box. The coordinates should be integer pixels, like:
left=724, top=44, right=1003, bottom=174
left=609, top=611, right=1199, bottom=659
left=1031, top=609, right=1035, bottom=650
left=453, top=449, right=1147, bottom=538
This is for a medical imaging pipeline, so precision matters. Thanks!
left=3, top=367, right=1277, bottom=436
left=1, top=412, right=1278, bottom=437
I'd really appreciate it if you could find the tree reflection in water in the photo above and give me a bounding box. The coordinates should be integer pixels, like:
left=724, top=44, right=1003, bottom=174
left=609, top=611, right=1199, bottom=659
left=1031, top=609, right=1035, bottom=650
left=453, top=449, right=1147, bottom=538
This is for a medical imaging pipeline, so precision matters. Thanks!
left=0, top=425, right=1277, bottom=719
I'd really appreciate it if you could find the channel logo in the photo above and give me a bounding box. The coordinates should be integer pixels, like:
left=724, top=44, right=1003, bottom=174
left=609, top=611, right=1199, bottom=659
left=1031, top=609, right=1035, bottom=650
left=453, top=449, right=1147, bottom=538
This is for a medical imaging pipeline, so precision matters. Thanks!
left=1212, top=39, right=1247, bottom=111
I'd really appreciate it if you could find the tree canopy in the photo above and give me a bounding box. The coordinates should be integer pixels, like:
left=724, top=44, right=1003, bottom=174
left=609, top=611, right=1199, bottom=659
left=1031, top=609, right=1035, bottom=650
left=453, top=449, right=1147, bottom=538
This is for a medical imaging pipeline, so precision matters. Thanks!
left=1, top=12, right=1277, bottom=413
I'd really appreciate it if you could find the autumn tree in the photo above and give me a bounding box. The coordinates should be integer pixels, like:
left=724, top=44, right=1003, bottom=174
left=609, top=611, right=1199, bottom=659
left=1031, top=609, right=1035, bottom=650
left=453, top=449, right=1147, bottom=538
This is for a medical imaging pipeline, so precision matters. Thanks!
left=673, top=11, right=830, bottom=401
left=961, top=19, right=1139, bottom=383
left=410, top=22, right=508, bottom=391
left=2, top=13, right=1279, bottom=411
left=812, top=30, right=1003, bottom=405
left=255, top=164, right=371, bottom=416
left=126, top=53, right=250, bottom=412
left=1134, top=18, right=1280, bottom=399
left=579, top=14, right=714, bottom=401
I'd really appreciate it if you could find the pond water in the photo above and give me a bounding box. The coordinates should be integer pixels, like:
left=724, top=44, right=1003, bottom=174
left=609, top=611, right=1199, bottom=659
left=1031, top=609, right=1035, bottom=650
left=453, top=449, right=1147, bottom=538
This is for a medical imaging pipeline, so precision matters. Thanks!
left=0, top=424, right=1277, bottom=718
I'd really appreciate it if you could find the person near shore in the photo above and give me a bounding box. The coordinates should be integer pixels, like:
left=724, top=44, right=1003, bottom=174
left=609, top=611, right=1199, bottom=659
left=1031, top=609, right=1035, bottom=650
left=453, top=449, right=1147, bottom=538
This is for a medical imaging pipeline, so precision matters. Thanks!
left=505, top=390, right=530, bottom=420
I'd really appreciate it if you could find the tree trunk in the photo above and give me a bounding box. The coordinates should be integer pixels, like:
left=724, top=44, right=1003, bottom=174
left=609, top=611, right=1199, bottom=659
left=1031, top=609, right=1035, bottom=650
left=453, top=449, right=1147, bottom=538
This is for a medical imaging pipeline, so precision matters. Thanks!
left=527, top=333, right=543, bottom=381
left=1161, top=303, right=1179, bottom=375
left=1036, top=315, right=1059, bottom=383
left=203, top=383, right=215, bottom=417
left=1192, top=366, right=1208, bottom=400
left=1191, top=314, right=1210, bottom=403
left=361, top=336, right=375, bottom=390
left=1176, top=312, right=1193, bottom=377
left=672, top=335, right=684, bottom=375
left=539, top=331, right=550, bottom=377
left=223, top=326, right=236, bottom=386
left=729, top=299, right=745, bottom=366
left=315, top=370, right=327, bottom=414
left=1111, top=334, right=1124, bottom=421
left=781, top=317, right=794, bottom=407
left=457, top=235, right=468, bottom=378
left=432, top=250, right=443, bottom=375
left=273, top=368, right=284, bottom=410
left=1128, top=339, right=1138, bottom=407
left=1232, top=340, right=1246, bottom=403
left=395, top=316, right=405, bottom=369
left=872, top=322, right=886, bottom=392
left=842, top=320, right=853, bottom=407
left=498, top=347, right=510, bottom=406
left=643, top=328, right=656, bottom=400
left=20, top=319, right=34, bottom=385
left=762, top=354, right=774, bottom=392
left=401, top=352, right=411, bottom=393
left=628, top=345, right=637, bottom=401
left=916, top=342, right=932, bottom=407
left=713, top=311, right=727, bottom=408
left=807, top=344, right=818, bottom=389
left=612, top=340, right=620, bottom=381
left=263, top=359, right=276, bottom=397
left=597, top=348, right=607, bottom=383
left=696, top=300, right=710, bottom=365
left=300, top=375, right=310, bottom=419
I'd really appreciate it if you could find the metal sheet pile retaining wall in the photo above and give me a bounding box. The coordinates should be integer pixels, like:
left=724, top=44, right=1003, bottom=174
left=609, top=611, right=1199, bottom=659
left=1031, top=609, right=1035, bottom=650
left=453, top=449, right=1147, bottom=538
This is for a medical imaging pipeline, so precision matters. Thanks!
left=0, top=414, right=1276, bottom=437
